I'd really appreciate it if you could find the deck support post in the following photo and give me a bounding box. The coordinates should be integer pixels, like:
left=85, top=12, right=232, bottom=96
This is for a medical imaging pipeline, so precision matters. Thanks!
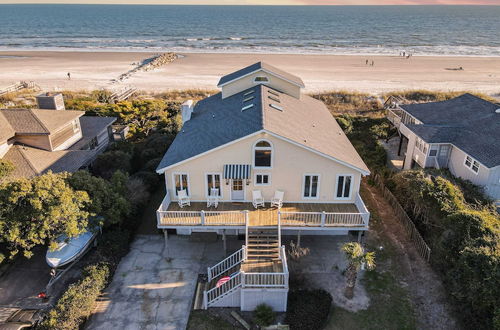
left=397, top=134, right=404, bottom=156
left=357, top=231, right=363, bottom=243
left=222, top=229, right=227, bottom=256
left=297, top=230, right=301, bottom=247
left=163, top=229, right=169, bottom=257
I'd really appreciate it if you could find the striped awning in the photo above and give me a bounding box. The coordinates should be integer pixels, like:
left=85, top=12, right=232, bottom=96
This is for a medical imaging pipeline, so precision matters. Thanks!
left=223, top=164, right=251, bottom=180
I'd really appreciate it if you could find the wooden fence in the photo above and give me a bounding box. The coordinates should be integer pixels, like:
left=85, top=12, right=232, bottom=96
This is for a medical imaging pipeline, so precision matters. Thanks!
left=374, top=174, right=431, bottom=262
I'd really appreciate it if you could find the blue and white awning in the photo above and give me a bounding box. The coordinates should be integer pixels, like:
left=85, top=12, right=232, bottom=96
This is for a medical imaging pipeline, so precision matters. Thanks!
left=223, top=164, right=251, bottom=180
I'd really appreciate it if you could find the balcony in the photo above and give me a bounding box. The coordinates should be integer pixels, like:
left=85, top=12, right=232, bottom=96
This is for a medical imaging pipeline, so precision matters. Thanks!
left=156, top=191, right=370, bottom=230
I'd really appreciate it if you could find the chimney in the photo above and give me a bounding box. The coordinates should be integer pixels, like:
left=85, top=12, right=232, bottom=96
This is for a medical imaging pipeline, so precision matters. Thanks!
left=36, top=92, right=65, bottom=110
left=181, top=100, right=194, bottom=124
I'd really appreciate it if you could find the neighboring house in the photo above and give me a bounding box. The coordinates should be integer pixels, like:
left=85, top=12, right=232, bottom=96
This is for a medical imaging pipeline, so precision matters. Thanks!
left=155, top=62, right=371, bottom=311
left=386, top=93, right=500, bottom=203
left=0, top=93, right=116, bottom=181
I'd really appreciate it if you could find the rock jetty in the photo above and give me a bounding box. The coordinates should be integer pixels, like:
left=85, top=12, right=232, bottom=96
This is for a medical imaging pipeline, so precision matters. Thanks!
left=113, top=52, right=177, bottom=83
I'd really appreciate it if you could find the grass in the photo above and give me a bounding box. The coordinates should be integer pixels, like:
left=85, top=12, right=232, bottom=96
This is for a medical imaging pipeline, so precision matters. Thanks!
left=310, top=91, right=383, bottom=116
left=326, top=185, right=416, bottom=330
left=187, top=310, right=235, bottom=330
left=383, top=89, right=498, bottom=103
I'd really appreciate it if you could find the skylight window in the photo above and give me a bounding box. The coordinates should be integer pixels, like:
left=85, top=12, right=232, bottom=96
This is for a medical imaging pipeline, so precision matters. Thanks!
left=242, top=104, right=254, bottom=111
left=269, top=104, right=283, bottom=111
left=268, top=90, right=279, bottom=97
left=244, top=96, right=255, bottom=102
left=243, top=90, right=255, bottom=96
left=268, top=95, right=280, bottom=103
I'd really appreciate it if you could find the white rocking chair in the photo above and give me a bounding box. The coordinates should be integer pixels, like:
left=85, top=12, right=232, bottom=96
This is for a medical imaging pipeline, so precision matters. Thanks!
left=271, top=190, right=284, bottom=209
left=252, top=190, right=265, bottom=209
left=177, top=189, right=191, bottom=208
left=207, top=188, right=219, bottom=208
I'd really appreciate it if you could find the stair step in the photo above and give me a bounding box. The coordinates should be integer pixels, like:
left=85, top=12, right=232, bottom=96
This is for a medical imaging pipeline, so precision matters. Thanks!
left=247, top=244, right=279, bottom=248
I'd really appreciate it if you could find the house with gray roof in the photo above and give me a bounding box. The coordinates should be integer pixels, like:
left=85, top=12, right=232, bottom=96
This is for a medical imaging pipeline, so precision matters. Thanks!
left=386, top=93, right=500, bottom=203
left=0, top=93, right=116, bottom=181
left=155, top=62, right=371, bottom=312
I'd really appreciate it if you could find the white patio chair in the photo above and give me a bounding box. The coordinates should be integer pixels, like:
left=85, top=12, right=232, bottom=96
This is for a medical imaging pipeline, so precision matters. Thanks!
left=207, top=188, right=219, bottom=208
left=271, top=190, right=284, bottom=208
left=252, top=190, right=265, bottom=209
left=177, top=189, right=191, bottom=208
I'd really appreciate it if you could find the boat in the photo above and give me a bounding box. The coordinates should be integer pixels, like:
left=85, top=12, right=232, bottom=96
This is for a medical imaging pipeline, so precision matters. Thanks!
left=46, top=230, right=97, bottom=269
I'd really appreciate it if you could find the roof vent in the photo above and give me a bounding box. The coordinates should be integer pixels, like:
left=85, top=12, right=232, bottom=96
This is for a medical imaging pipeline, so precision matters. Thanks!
left=243, top=89, right=255, bottom=96
left=243, top=96, right=255, bottom=102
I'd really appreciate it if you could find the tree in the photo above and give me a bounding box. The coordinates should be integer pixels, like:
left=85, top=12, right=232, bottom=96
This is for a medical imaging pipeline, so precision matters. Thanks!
left=341, top=242, right=375, bottom=299
left=91, top=150, right=132, bottom=179
left=66, top=171, right=130, bottom=227
left=0, top=172, right=89, bottom=259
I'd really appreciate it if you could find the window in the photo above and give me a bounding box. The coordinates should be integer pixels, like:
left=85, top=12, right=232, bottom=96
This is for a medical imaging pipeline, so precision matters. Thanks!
left=254, top=140, right=272, bottom=168
left=89, top=137, right=98, bottom=150
left=415, top=137, right=428, bottom=154
left=303, top=174, right=320, bottom=199
left=464, top=155, right=480, bottom=174
left=206, top=173, right=221, bottom=197
left=429, top=146, right=438, bottom=157
left=255, top=173, right=271, bottom=186
left=336, top=175, right=353, bottom=199
left=254, top=76, right=269, bottom=83
left=173, top=173, right=189, bottom=196
left=72, top=120, right=80, bottom=133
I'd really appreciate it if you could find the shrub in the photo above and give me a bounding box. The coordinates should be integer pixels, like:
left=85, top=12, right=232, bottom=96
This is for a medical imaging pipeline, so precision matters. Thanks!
left=97, top=228, right=131, bottom=263
left=92, top=150, right=132, bottom=179
left=40, top=263, right=110, bottom=330
left=285, top=289, right=332, bottom=330
left=390, top=170, right=500, bottom=329
left=253, top=303, right=275, bottom=326
left=0, top=159, right=14, bottom=179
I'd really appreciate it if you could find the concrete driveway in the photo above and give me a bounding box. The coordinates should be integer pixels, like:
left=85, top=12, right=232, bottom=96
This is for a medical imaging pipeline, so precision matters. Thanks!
left=86, top=234, right=239, bottom=330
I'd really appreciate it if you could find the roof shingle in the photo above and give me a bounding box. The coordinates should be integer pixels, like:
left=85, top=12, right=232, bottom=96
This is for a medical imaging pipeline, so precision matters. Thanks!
left=217, top=62, right=305, bottom=88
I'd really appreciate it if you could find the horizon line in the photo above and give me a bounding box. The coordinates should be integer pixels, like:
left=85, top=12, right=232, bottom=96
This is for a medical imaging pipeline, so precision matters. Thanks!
left=0, top=2, right=497, bottom=5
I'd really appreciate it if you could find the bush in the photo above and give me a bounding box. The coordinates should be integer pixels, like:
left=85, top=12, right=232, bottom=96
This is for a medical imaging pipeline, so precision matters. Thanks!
left=97, top=228, right=131, bottom=263
left=92, top=150, right=132, bottom=179
left=253, top=303, right=275, bottom=326
left=40, top=263, right=110, bottom=330
left=390, top=170, right=500, bottom=330
left=0, top=159, right=14, bottom=179
left=285, top=289, right=332, bottom=330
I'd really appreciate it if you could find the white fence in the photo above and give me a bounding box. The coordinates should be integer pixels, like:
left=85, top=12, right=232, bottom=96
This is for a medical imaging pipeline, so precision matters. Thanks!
left=204, top=272, right=242, bottom=307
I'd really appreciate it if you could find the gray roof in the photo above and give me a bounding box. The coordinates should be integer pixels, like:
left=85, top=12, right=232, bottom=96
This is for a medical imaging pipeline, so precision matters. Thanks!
left=157, top=85, right=369, bottom=174
left=0, top=108, right=84, bottom=134
left=69, top=116, right=116, bottom=150
left=217, top=62, right=305, bottom=88
left=402, top=94, right=500, bottom=168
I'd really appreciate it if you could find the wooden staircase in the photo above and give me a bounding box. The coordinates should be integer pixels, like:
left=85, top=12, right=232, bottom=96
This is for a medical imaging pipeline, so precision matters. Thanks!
left=246, top=226, right=280, bottom=260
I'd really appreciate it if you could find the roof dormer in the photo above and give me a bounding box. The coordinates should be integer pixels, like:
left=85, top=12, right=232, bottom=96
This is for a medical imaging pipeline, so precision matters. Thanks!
left=217, top=61, right=304, bottom=99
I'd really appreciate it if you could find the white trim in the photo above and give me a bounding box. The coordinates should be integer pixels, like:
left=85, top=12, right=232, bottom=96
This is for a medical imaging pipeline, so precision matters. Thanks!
left=230, top=178, right=246, bottom=201
left=335, top=174, right=354, bottom=200
left=302, top=173, right=321, bottom=200
left=156, top=131, right=263, bottom=173
left=264, top=130, right=370, bottom=176
left=157, top=129, right=370, bottom=176
left=205, top=172, right=223, bottom=199
left=253, top=139, right=273, bottom=169
left=254, top=173, right=271, bottom=186
left=464, top=155, right=480, bottom=175
left=172, top=172, right=190, bottom=197
left=217, top=68, right=305, bottom=88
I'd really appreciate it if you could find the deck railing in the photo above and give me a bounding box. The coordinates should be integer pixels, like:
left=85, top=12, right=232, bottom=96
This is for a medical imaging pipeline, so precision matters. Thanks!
left=204, top=272, right=242, bottom=308
left=387, top=108, right=402, bottom=127
left=158, top=209, right=247, bottom=227
left=207, top=246, right=246, bottom=281
left=242, top=272, right=287, bottom=287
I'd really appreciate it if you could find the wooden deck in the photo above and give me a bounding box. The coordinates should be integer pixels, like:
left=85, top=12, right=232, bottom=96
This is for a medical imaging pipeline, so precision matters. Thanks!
left=164, top=202, right=360, bottom=227
left=241, top=260, right=283, bottom=273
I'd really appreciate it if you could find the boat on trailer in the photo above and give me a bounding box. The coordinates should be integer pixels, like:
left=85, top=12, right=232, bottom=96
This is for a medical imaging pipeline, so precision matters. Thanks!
left=46, top=230, right=97, bottom=269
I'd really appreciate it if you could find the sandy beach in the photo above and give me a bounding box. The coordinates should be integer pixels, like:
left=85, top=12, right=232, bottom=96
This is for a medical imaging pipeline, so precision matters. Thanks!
left=0, top=51, right=499, bottom=96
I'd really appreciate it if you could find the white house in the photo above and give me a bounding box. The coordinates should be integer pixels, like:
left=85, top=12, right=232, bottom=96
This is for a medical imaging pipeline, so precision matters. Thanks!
left=155, top=62, right=371, bottom=312
left=386, top=94, right=500, bottom=204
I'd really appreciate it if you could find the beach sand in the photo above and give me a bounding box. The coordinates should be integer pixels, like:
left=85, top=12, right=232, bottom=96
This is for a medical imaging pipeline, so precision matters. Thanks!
left=0, top=51, right=499, bottom=96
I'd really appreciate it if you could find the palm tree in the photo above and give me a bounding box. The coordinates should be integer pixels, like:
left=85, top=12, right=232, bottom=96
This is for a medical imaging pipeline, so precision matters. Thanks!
left=341, top=242, right=376, bottom=299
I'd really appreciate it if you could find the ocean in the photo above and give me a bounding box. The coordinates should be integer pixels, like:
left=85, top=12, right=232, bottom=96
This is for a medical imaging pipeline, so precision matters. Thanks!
left=0, top=4, right=499, bottom=56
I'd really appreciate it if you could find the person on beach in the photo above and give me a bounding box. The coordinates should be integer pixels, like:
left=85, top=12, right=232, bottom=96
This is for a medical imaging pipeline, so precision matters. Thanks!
left=366, top=59, right=368, bottom=65
left=371, top=60, right=374, bottom=66
left=67, top=72, right=71, bottom=80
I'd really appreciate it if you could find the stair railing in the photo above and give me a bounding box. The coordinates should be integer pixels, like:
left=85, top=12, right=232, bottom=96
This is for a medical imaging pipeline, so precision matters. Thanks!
left=207, top=246, right=246, bottom=281
left=204, top=271, right=242, bottom=308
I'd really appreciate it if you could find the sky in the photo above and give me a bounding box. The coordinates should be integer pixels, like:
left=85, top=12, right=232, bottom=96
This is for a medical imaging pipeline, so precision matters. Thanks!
left=0, top=0, right=498, bottom=4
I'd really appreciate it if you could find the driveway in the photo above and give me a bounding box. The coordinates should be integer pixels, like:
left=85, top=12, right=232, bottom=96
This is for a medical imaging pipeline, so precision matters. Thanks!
left=86, top=234, right=240, bottom=330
